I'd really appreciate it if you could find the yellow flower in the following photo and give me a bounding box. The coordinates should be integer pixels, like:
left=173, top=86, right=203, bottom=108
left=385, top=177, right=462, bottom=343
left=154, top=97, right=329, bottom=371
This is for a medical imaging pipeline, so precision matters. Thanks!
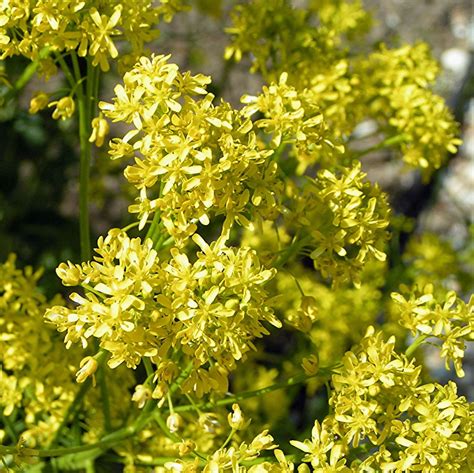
left=228, top=403, right=247, bottom=430
left=79, top=5, right=122, bottom=71
left=29, top=91, right=49, bottom=114
left=75, top=356, right=98, bottom=383
left=49, top=96, right=75, bottom=120
left=89, top=113, right=110, bottom=147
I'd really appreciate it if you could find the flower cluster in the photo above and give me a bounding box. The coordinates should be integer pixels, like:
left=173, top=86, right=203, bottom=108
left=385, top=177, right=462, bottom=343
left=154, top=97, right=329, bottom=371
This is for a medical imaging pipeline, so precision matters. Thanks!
left=165, top=430, right=277, bottom=472
left=292, top=328, right=473, bottom=472
left=46, top=229, right=280, bottom=397
left=100, top=54, right=283, bottom=244
left=273, top=263, right=384, bottom=366
left=0, top=255, right=81, bottom=446
left=0, top=0, right=187, bottom=72
left=286, top=162, right=390, bottom=286
left=359, top=44, right=461, bottom=178
left=241, top=72, right=344, bottom=173
left=391, top=285, right=474, bottom=377
left=0, top=0, right=469, bottom=470
left=403, top=232, right=469, bottom=291
left=226, top=3, right=461, bottom=178
left=0, top=256, right=133, bottom=449
left=225, top=0, right=371, bottom=83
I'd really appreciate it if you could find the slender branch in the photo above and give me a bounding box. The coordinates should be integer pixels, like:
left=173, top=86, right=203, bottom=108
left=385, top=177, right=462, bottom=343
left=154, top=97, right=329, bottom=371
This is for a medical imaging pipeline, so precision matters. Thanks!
left=48, top=379, right=92, bottom=448
left=0, top=366, right=330, bottom=463
left=173, top=368, right=334, bottom=414
left=405, top=334, right=429, bottom=358
left=0, top=413, right=17, bottom=444
left=143, top=358, right=155, bottom=378
left=353, top=133, right=409, bottom=158
left=54, top=52, right=76, bottom=90
left=48, top=350, right=108, bottom=448
left=274, top=233, right=311, bottom=269
left=96, top=348, right=112, bottom=432
left=2, top=47, right=50, bottom=102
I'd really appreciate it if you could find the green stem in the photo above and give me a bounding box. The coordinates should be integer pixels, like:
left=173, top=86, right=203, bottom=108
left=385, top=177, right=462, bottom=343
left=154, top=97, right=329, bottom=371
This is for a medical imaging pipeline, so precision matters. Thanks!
left=3, top=47, right=50, bottom=101
left=0, top=413, right=17, bottom=444
left=405, top=334, right=428, bottom=358
left=96, top=350, right=112, bottom=432
left=353, top=133, right=409, bottom=158
left=48, top=350, right=108, bottom=447
left=170, top=362, right=194, bottom=395
left=68, top=53, right=100, bottom=262
left=96, top=348, right=111, bottom=433
left=0, top=366, right=328, bottom=463
left=122, top=220, right=152, bottom=233
left=143, top=358, right=155, bottom=378
left=48, top=380, right=92, bottom=448
left=146, top=210, right=161, bottom=242
left=174, top=368, right=333, bottom=414
left=220, top=428, right=236, bottom=450
left=274, top=234, right=311, bottom=269
left=70, top=52, right=91, bottom=261
left=55, top=52, right=76, bottom=90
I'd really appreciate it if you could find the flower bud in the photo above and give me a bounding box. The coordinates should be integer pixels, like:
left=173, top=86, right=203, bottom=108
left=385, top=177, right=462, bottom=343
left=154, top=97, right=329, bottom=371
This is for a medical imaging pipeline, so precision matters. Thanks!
left=300, top=296, right=318, bottom=320
left=49, top=96, right=75, bottom=120
left=131, top=384, right=151, bottom=408
left=166, top=412, right=183, bottom=433
left=152, top=381, right=168, bottom=400
left=56, top=261, right=82, bottom=286
left=29, top=92, right=49, bottom=114
left=76, top=356, right=98, bottom=383
left=178, top=439, right=196, bottom=456
left=89, top=113, right=110, bottom=147
left=302, top=354, right=319, bottom=375
left=228, top=403, right=246, bottom=430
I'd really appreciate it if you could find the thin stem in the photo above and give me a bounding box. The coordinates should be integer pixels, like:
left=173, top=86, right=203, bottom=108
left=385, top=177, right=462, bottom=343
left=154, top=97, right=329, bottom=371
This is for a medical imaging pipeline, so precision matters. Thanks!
left=48, top=350, right=108, bottom=447
left=274, top=233, right=311, bottom=269
left=48, top=379, right=92, bottom=448
left=4, top=47, right=51, bottom=100
left=0, top=413, right=17, bottom=444
left=184, top=393, right=203, bottom=416
left=143, top=358, right=155, bottom=378
left=96, top=354, right=112, bottom=432
left=54, top=52, right=76, bottom=90
left=146, top=210, right=161, bottom=242
left=96, top=347, right=111, bottom=433
left=169, top=362, right=194, bottom=395
left=405, top=334, right=429, bottom=358
left=75, top=61, right=91, bottom=260
left=121, top=220, right=153, bottom=233
left=353, top=133, right=409, bottom=158
left=174, top=368, right=334, bottom=414
left=0, top=367, right=331, bottom=463
left=220, top=428, right=236, bottom=450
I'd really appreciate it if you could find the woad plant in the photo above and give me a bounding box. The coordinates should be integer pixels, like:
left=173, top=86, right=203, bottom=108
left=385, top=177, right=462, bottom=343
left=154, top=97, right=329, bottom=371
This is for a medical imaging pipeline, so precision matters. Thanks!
left=0, top=1, right=472, bottom=472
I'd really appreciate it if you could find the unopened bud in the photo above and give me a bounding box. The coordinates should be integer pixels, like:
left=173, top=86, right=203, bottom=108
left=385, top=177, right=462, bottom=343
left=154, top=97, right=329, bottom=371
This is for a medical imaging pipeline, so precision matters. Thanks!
left=131, top=384, right=151, bottom=408
left=29, top=91, right=49, bottom=114
left=49, top=96, right=75, bottom=120
left=302, top=354, right=319, bottom=376
left=166, top=412, right=183, bottom=433
left=300, top=296, right=318, bottom=320
left=228, top=403, right=246, bottom=430
left=76, top=356, right=98, bottom=383
left=178, top=439, right=196, bottom=456
left=89, top=113, right=110, bottom=147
